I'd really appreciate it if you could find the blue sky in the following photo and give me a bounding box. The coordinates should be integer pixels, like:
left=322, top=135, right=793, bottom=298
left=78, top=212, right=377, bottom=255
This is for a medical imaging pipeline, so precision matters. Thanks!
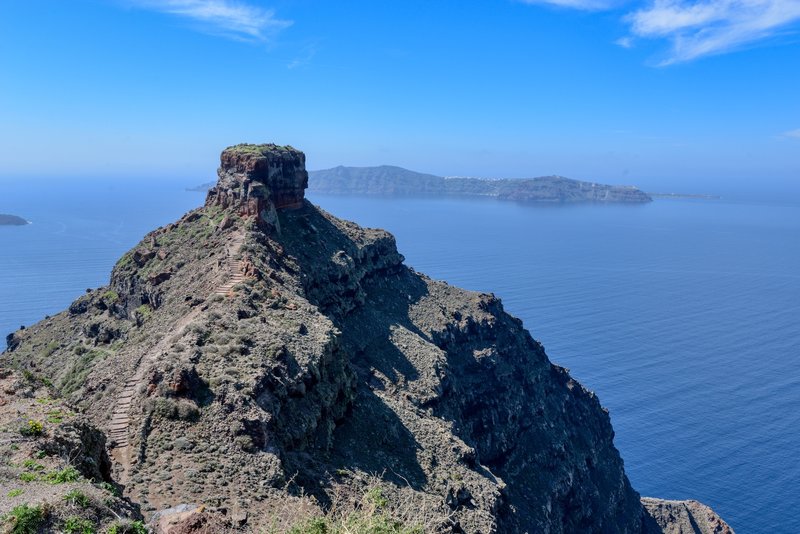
left=0, top=0, right=798, bottom=194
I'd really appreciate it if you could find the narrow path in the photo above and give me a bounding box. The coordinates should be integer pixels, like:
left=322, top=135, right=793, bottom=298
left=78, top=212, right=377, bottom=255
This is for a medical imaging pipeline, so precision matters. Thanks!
left=109, top=231, right=247, bottom=482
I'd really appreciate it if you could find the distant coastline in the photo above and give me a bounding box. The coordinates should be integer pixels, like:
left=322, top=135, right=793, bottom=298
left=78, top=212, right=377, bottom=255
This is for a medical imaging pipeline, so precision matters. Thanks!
left=648, top=192, right=721, bottom=200
left=0, top=214, right=28, bottom=226
left=305, top=165, right=653, bottom=204
left=186, top=181, right=216, bottom=192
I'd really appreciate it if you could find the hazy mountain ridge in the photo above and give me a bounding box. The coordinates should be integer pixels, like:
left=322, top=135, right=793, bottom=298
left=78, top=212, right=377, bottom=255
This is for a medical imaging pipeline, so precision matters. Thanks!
left=1, top=145, right=730, bottom=533
left=308, top=165, right=653, bottom=203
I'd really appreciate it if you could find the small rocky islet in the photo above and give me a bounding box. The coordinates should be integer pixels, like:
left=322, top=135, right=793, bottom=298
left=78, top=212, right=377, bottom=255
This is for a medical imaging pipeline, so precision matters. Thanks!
left=1, top=144, right=731, bottom=533
left=0, top=214, right=29, bottom=226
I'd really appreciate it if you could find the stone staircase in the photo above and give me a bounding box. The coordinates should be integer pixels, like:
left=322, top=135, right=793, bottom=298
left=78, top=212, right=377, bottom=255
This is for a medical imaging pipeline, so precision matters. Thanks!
left=108, top=378, right=138, bottom=448
left=214, top=253, right=247, bottom=297
left=108, top=232, right=247, bottom=478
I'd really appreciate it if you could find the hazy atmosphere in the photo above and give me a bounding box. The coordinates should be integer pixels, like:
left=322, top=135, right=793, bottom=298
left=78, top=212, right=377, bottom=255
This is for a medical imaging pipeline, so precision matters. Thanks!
left=1, top=2, right=798, bottom=534
left=1, top=0, right=799, bottom=196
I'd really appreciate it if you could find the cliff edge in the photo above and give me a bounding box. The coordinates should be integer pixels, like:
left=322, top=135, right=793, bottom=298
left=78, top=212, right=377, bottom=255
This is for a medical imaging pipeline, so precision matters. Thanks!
left=2, top=144, right=729, bottom=533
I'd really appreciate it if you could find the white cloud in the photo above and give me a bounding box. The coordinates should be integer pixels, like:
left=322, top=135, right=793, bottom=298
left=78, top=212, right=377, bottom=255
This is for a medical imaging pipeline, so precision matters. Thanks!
left=626, top=0, right=800, bottom=64
left=784, top=128, right=800, bottom=137
left=131, top=0, right=291, bottom=41
left=520, top=0, right=800, bottom=64
left=518, top=0, right=619, bottom=11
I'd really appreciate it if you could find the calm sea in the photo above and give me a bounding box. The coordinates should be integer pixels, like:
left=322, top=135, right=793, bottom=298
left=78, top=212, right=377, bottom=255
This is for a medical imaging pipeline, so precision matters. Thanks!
left=2, top=180, right=799, bottom=532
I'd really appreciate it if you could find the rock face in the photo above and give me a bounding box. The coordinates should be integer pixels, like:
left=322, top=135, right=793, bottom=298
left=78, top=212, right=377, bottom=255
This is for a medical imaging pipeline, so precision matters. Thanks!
left=642, top=498, right=735, bottom=534
left=1, top=144, right=729, bottom=533
left=308, top=165, right=653, bottom=203
left=207, top=144, right=308, bottom=217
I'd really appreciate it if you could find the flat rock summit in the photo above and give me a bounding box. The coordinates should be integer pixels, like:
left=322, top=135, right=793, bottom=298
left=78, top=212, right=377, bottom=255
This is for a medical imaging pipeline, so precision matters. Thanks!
left=2, top=144, right=732, bottom=533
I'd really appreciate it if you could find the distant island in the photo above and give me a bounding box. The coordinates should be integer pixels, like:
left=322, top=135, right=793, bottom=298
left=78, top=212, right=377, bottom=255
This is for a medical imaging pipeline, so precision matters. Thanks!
left=186, top=181, right=216, bottom=192
left=0, top=214, right=28, bottom=226
left=306, top=165, right=652, bottom=203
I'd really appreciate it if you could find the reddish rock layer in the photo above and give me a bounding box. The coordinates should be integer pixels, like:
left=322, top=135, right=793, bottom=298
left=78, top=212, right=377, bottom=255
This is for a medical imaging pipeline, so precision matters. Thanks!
left=206, top=144, right=308, bottom=220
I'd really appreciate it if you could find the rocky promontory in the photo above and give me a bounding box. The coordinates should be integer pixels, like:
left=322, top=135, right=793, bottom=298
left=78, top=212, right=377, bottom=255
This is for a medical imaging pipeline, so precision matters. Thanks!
left=2, top=144, right=729, bottom=533
left=309, top=165, right=653, bottom=203
left=0, top=214, right=28, bottom=225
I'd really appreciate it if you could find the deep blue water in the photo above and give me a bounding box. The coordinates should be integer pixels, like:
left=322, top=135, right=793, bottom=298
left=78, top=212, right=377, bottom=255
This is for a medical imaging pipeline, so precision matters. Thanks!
left=2, top=182, right=799, bottom=532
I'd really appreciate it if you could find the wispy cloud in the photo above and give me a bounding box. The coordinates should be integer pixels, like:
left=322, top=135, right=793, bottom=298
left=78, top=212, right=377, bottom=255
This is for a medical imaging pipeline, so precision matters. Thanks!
left=626, top=0, right=800, bottom=64
left=784, top=128, right=800, bottom=138
left=287, top=44, right=317, bottom=69
left=518, top=0, right=620, bottom=10
left=131, top=0, right=291, bottom=42
left=520, top=0, right=800, bottom=64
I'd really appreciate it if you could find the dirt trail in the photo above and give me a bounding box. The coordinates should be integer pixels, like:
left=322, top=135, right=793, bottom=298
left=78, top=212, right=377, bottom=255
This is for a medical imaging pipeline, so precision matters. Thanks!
left=109, top=231, right=247, bottom=483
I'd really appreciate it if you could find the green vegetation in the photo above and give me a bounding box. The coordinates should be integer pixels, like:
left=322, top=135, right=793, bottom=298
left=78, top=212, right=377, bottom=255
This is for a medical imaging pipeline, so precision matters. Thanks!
left=42, top=341, right=60, bottom=358
left=45, top=466, right=81, bottom=484
left=287, top=514, right=422, bottom=534
left=64, top=489, right=90, bottom=508
left=134, top=304, right=152, bottom=324
left=59, top=349, right=109, bottom=395
left=20, top=370, right=51, bottom=387
left=365, top=487, right=389, bottom=509
left=20, top=419, right=43, bottom=437
left=102, top=290, right=120, bottom=304
left=2, top=504, right=45, bottom=534
left=64, top=516, right=95, bottom=534
left=227, top=143, right=293, bottom=156
left=97, top=481, right=120, bottom=497
left=286, top=487, right=424, bottom=534
left=18, top=464, right=80, bottom=484
left=114, top=252, right=134, bottom=270
left=21, top=460, right=44, bottom=471
left=46, top=409, right=66, bottom=424
left=7, top=489, right=23, bottom=497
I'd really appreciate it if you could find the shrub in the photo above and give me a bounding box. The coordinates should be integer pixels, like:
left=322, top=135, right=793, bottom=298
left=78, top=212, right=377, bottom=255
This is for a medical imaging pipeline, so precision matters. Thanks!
left=97, top=481, right=120, bottom=497
left=64, top=516, right=95, bottom=534
left=45, top=466, right=80, bottom=484
left=20, top=420, right=43, bottom=437
left=22, top=460, right=44, bottom=471
left=46, top=409, right=65, bottom=423
left=19, top=473, right=37, bottom=482
left=2, top=504, right=45, bottom=534
left=64, top=489, right=90, bottom=508
left=285, top=485, right=428, bottom=534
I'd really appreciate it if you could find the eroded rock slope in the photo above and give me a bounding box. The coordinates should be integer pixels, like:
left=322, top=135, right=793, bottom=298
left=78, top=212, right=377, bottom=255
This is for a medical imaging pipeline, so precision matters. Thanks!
left=2, top=144, right=730, bottom=533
